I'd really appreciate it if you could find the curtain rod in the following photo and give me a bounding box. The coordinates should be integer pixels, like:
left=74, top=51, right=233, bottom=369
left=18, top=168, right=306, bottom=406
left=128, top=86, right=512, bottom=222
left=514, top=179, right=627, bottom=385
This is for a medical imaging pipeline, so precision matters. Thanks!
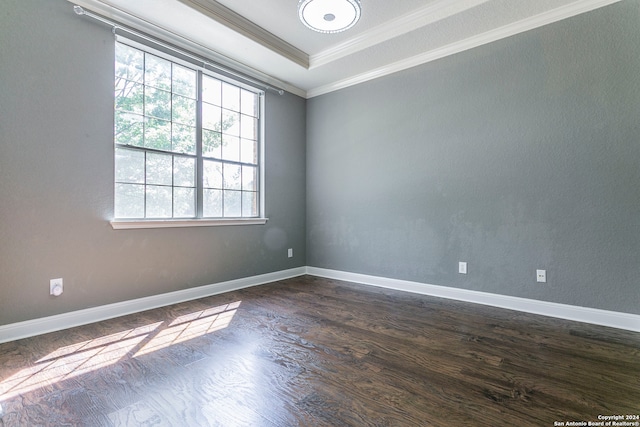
left=72, top=5, right=285, bottom=96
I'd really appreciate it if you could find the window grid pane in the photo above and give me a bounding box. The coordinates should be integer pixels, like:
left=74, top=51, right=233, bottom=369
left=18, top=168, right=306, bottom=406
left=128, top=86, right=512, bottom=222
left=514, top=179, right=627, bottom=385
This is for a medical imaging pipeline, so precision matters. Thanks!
left=114, top=41, right=261, bottom=220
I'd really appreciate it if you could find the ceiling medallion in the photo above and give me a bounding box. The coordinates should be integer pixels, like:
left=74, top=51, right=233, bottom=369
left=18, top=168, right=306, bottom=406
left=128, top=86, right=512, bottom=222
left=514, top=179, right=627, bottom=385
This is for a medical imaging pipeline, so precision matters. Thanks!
left=298, top=0, right=361, bottom=34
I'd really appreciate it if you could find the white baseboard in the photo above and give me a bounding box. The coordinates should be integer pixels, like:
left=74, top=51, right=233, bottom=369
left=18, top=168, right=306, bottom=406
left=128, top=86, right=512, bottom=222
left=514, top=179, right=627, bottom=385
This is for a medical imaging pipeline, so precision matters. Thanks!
left=306, top=267, right=640, bottom=333
left=0, top=267, right=306, bottom=344
left=2, top=265, right=638, bottom=344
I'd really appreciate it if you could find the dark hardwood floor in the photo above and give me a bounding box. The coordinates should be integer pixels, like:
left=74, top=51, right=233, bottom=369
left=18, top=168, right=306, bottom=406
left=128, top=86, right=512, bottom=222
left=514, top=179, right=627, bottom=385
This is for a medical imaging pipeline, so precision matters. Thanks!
left=0, top=275, right=638, bottom=426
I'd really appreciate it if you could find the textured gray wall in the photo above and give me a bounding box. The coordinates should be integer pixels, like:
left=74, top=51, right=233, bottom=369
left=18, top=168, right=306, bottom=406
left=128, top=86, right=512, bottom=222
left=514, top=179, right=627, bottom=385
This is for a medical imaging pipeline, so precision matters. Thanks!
left=0, top=0, right=306, bottom=325
left=307, top=1, right=640, bottom=314
left=2, top=0, right=638, bottom=327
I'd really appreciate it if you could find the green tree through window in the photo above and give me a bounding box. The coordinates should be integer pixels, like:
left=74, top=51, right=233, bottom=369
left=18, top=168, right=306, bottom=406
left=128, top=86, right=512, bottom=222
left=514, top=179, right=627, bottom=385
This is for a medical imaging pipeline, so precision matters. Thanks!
left=114, top=41, right=261, bottom=220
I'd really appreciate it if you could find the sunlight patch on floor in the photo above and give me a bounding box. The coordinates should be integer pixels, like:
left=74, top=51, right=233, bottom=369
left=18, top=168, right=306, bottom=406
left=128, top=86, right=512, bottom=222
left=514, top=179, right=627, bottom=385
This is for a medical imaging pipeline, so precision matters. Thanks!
left=0, top=301, right=240, bottom=401
left=134, top=301, right=240, bottom=357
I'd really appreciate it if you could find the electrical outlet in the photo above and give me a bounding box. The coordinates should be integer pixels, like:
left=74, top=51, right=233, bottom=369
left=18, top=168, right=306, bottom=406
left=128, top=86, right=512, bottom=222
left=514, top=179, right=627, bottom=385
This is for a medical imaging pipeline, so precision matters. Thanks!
left=287, top=248, right=293, bottom=258
left=50, top=278, right=63, bottom=296
left=458, top=262, right=467, bottom=274
left=536, top=269, right=547, bottom=283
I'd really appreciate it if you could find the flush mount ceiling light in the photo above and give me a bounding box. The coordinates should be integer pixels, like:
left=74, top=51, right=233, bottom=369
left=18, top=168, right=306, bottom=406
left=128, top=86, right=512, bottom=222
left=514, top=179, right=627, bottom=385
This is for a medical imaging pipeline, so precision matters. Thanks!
left=298, top=0, right=361, bottom=33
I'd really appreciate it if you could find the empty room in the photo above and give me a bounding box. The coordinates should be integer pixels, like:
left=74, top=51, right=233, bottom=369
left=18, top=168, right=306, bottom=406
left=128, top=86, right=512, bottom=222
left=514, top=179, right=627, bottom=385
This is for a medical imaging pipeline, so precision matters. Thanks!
left=1, top=0, right=639, bottom=425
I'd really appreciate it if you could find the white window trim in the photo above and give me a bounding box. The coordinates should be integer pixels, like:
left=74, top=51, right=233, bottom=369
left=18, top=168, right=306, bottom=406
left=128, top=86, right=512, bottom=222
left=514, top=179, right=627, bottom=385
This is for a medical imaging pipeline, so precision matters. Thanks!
left=110, top=218, right=268, bottom=230
left=113, top=37, right=268, bottom=227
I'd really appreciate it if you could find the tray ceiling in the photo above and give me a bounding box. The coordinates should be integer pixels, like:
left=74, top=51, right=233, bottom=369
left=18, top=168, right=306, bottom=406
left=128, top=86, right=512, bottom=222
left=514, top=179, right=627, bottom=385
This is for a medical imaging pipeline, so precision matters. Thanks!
left=70, top=0, right=621, bottom=97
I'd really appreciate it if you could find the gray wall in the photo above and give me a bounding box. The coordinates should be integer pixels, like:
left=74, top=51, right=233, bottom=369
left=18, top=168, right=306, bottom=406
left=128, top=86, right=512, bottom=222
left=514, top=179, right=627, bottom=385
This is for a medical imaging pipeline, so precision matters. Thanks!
left=0, top=0, right=306, bottom=325
left=1, top=0, right=638, bottom=327
left=307, top=1, right=640, bottom=314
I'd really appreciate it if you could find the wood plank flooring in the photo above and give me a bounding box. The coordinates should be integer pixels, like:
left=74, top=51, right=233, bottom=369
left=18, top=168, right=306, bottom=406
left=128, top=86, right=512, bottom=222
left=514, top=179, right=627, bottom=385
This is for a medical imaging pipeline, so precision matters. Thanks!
left=0, top=275, right=639, bottom=426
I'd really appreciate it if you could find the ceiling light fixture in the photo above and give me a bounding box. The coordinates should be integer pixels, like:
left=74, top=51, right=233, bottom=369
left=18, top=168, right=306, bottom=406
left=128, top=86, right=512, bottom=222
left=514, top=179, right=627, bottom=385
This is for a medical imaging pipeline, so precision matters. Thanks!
left=298, top=0, right=361, bottom=34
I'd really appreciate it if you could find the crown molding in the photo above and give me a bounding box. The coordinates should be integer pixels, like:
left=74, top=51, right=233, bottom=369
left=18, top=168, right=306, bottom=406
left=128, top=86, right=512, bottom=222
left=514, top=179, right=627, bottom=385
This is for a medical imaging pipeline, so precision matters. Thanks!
left=309, top=0, right=490, bottom=69
left=177, top=0, right=309, bottom=69
left=307, top=0, right=623, bottom=97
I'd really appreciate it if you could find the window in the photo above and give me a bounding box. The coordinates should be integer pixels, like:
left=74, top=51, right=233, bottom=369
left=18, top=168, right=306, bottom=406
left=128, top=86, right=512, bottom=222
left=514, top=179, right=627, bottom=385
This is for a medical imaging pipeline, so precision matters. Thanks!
left=113, top=40, right=263, bottom=224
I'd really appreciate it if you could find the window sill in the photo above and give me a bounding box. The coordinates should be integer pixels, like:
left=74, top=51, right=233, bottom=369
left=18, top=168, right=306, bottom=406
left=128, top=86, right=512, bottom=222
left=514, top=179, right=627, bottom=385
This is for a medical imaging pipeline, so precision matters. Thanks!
left=110, top=218, right=268, bottom=230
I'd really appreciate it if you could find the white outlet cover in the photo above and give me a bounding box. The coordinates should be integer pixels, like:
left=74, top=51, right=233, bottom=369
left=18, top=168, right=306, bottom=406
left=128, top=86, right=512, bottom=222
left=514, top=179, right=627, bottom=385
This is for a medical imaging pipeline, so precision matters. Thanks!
left=536, top=269, right=547, bottom=283
left=287, top=248, right=293, bottom=258
left=50, top=278, right=63, bottom=296
left=458, top=262, right=467, bottom=274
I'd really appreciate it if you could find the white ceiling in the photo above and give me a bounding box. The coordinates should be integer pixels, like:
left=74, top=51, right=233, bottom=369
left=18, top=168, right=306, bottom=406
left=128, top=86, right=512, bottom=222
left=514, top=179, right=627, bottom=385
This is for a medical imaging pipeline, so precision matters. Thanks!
left=72, top=0, right=621, bottom=98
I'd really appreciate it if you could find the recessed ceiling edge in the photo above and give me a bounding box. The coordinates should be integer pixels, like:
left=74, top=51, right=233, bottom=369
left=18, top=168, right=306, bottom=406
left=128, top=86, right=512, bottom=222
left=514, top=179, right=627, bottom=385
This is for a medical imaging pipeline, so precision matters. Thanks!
left=178, top=0, right=310, bottom=69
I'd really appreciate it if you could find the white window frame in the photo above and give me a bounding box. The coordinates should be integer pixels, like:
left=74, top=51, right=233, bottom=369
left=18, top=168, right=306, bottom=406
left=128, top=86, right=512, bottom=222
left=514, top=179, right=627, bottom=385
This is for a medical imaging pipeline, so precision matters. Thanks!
left=111, top=37, right=267, bottom=229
